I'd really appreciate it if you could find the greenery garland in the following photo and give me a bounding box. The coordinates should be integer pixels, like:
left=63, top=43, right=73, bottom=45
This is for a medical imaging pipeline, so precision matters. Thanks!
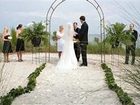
left=0, top=63, right=46, bottom=105
left=101, top=63, right=135, bottom=105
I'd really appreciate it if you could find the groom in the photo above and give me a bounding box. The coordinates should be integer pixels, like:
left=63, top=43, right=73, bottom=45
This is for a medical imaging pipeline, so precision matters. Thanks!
left=78, top=16, right=89, bottom=66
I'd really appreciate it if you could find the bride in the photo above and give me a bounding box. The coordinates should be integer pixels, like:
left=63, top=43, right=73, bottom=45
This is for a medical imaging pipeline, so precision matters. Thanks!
left=56, top=23, right=78, bottom=72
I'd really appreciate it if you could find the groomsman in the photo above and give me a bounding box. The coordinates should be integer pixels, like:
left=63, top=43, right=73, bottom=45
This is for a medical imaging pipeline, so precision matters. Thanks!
left=125, top=23, right=138, bottom=65
left=73, top=22, right=80, bottom=62
left=78, top=16, right=89, bottom=66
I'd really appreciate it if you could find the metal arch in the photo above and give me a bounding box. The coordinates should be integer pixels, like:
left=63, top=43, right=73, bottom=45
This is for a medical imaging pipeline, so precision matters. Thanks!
left=86, top=0, right=106, bottom=63
left=46, top=0, right=105, bottom=63
left=45, top=0, right=66, bottom=62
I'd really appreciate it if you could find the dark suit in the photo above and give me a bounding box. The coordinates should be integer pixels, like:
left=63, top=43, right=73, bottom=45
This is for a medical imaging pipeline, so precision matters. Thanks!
left=78, top=22, right=88, bottom=65
left=74, top=27, right=80, bottom=61
left=125, top=30, right=138, bottom=64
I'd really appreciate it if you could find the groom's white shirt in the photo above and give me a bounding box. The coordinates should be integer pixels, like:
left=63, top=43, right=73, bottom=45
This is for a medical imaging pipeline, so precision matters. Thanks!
left=81, top=21, right=85, bottom=25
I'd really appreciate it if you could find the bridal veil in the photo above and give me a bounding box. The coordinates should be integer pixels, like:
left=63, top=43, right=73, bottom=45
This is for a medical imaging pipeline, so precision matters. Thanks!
left=56, top=23, right=78, bottom=72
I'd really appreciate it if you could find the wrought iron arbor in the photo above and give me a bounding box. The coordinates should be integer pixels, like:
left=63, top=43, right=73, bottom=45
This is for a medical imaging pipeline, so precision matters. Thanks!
left=46, top=0, right=105, bottom=63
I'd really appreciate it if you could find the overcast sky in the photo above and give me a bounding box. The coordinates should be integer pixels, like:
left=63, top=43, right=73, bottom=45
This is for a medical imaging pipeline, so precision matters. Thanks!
left=0, top=0, right=140, bottom=34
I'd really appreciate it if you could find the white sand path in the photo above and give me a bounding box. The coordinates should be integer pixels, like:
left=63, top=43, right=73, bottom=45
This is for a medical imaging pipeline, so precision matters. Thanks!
left=3, top=53, right=121, bottom=105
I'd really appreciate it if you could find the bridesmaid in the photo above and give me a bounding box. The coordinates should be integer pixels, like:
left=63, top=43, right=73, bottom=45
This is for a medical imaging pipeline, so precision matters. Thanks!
left=2, top=27, right=12, bottom=62
left=16, top=24, right=25, bottom=62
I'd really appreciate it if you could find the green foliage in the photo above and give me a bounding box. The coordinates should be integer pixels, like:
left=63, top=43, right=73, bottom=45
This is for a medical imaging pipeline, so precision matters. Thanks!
left=87, top=41, right=125, bottom=54
left=22, top=21, right=49, bottom=45
left=101, top=63, right=135, bottom=105
left=87, top=41, right=111, bottom=54
left=48, top=44, right=57, bottom=53
left=11, top=28, right=16, bottom=50
left=52, top=31, right=57, bottom=41
left=105, top=22, right=132, bottom=47
left=0, top=63, right=46, bottom=105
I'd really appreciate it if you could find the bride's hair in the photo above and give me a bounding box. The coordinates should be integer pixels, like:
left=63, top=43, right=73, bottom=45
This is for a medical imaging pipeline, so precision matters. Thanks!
left=59, top=25, right=64, bottom=32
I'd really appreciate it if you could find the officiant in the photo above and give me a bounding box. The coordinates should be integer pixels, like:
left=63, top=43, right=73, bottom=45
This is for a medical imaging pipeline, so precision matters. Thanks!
left=73, top=22, right=80, bottom=62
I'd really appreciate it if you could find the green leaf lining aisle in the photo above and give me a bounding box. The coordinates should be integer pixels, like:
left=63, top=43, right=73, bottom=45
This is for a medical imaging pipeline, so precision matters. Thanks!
left=0, top=63, right=46, bottom=105
left=101, top=63, right=135, bottom=105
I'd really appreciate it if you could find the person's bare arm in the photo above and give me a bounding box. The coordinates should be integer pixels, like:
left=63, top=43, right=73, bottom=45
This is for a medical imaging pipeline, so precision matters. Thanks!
left=16, top=30, right=19, bottom=38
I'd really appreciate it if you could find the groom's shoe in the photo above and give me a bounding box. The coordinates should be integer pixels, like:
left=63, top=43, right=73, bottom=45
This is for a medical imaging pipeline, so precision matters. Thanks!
left=80, top=63, right=87, bottom=66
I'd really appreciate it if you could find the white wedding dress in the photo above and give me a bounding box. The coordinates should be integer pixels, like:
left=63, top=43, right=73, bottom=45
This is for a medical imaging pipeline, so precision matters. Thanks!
left=56, top=23, right=78, bottom=72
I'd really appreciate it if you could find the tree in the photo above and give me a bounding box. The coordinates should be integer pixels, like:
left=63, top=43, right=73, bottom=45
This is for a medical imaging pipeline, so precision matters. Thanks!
left=105, top=22, right=131, bottom=48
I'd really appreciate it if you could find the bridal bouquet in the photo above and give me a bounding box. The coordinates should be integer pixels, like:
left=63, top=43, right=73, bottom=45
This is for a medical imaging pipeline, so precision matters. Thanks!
left=4, top=35, right=12, bottom=40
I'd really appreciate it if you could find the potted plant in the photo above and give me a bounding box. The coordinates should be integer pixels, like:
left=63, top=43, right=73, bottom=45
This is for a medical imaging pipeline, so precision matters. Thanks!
left=23, top=21, right=48, bottom=47
left=105, top=22, right=131, bottom=48
left=52, top=31, right=57, bottom=41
